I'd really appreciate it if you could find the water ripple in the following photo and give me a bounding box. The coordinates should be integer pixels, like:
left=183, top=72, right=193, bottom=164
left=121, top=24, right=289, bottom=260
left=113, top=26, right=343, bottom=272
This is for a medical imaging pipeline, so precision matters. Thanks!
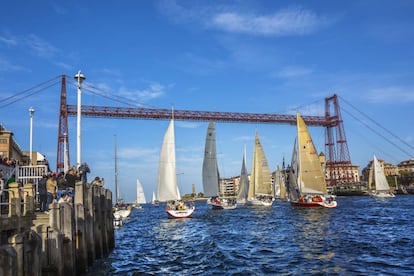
left=87, top=196, right=414, bottom=275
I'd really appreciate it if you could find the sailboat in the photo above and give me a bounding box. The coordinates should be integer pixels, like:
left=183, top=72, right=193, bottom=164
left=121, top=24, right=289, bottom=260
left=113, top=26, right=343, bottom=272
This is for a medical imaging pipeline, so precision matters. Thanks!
left=157, top=118, right=195, bottom=218
left=113, top=135, right=132, bottom=219
left=369, top=155, right=395, bottom=198
left=237, top=147, right=249, bottom=205
left=247, top=132, right=274, bottom=206
left=203, top=122, right=237, bottom=210
left=288, top=113, right=337, bottom=208
left=134, top=178, right=146, bottom=209
left=274, top=165, right=286, bottom=200
left=151, top=191, right=159, bottom=206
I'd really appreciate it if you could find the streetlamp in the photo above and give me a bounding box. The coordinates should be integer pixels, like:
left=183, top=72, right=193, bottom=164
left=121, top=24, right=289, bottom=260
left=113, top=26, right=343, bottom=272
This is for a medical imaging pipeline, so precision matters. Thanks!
left=74, top=70, right=85, bottom=169
left=29, top=107, right=35, bottom=166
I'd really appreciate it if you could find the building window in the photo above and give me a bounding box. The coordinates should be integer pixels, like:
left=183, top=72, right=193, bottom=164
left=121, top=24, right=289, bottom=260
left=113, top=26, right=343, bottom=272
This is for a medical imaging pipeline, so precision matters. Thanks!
left=0, top=139, right=7, bottom=144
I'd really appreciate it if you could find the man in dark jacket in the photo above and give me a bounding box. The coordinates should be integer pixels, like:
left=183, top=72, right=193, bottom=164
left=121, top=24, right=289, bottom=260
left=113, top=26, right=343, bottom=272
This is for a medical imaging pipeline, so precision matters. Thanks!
left=79, top=162, right=90, bottom=184
left=38, top=175, right=48, bottom=212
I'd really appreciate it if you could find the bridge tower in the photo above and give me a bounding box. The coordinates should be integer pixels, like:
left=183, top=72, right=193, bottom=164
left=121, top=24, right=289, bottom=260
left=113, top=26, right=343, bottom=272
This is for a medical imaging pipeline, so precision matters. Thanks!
left=56, top=75, right=70, bottom=173
left=324, top=94, right=353, bottom=186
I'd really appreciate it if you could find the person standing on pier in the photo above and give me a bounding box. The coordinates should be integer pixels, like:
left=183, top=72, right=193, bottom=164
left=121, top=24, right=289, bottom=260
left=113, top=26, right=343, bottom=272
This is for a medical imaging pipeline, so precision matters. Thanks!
left=38, top=175, right=48, bottom=212
left=46, top=173, right=57, bottom=207
left=79, top=162, right=90, bottom=184
left=56, top=171, right=67, bottom=201
left=65, top=168, right=78, bottom=197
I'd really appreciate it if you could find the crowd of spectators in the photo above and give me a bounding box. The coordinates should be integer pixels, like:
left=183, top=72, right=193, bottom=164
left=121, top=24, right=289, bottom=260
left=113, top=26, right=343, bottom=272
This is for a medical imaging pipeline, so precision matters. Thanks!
left=1, top=161, right=105, bottom=214
left=1, top=157, right=20, bottom=167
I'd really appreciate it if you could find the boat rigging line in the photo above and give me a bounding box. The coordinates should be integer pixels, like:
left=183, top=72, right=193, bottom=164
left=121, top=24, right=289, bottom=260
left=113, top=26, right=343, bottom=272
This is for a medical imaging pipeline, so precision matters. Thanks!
left=338, top=95, right=413, bottom=159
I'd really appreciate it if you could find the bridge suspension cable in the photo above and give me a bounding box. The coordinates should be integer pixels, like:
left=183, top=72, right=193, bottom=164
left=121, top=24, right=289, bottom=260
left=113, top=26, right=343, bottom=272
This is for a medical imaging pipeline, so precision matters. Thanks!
left=339, top=95, right=413, bottom=158
left=0, top=75, right=61, bottom=108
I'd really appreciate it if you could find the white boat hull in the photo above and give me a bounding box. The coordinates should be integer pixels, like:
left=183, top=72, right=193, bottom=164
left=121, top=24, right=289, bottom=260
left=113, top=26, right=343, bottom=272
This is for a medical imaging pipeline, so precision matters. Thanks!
left=113, top=212, right=123, bottom=227
left=114, top=208, right=131, bottom=219
left=370, top=191, right=395, bottom=198
left=166, top=206, right=195, bottom=218
left=247, top=198, right=273, bottom=207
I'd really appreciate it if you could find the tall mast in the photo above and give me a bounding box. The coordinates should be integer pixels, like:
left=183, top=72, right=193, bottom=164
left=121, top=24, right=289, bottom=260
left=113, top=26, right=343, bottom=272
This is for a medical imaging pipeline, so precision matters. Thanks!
left=114, top=134, right=119, bottom=203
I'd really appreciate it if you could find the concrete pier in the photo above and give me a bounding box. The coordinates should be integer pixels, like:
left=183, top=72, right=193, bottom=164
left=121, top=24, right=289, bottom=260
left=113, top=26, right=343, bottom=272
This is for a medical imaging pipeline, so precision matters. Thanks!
left=0, top=181, right=115, bottom=275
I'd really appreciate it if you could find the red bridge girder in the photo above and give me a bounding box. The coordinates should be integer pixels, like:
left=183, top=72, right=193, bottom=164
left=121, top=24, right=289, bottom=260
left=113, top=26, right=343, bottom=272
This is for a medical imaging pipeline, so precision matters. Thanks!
left=66, top=105, right=328, bottom=126
left=57, top=74, right=351, bottom=187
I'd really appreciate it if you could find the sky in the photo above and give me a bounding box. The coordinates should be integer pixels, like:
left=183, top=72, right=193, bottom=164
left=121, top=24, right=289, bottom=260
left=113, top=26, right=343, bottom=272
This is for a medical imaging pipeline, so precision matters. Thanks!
left=1, top=0, right=413, bottom=203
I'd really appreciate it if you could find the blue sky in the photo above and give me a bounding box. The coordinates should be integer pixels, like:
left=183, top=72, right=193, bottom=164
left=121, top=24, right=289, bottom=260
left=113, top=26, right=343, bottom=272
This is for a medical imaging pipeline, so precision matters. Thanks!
left=1, top=0, right=413, bottom=202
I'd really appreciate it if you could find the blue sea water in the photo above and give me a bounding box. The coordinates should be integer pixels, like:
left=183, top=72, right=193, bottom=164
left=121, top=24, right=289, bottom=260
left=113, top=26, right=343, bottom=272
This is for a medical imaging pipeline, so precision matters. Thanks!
left=87, top=196, right=414, bottom=275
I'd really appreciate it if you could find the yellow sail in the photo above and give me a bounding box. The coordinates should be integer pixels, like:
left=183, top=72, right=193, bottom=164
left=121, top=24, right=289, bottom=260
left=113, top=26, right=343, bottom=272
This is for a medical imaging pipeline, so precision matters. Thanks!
left=297, top=113, right=327, bottom=194
left=248, top=132, right=272, bottom=198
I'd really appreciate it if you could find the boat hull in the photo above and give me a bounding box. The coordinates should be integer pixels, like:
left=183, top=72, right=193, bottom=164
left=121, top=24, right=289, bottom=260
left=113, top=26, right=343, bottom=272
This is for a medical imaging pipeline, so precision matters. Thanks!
left=291, top=195, right=337, bottom=208
left=370, top=191, right=395, bottom=198
left=166, top=207, right=195, bottom=218
left=291, top=200, right=337, bottom=208
left=114, top=208, right=131, bottom=219
left=247, top=198, right=273, bottom=207
left=113, top=212, right=123, bottom=227
left=211, top=202, right=237, bottom=210
left=208, top=197, right=237, bottom=210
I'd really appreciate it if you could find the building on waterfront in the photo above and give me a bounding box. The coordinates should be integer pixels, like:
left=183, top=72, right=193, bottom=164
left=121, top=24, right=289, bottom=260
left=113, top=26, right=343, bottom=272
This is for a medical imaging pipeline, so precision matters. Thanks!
left=319, top=152, right=361, bottom=186
left=397, top=158, right=414, bottom=172
left=219, top=177, right=237, bottom=196
left=0, top=124, right=25, bottom=165
left=0, top=124, right=48, bottom=168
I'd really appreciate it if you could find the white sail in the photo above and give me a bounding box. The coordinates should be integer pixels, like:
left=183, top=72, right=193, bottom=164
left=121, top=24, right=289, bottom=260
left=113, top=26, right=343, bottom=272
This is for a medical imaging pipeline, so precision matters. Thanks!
left=136, top=179, right=146, bottom=204
left=202, top=122, right=220, bottom=197
left=373, top=155, right=391, bottom=192
left=157, top=119, right=179, bottom=202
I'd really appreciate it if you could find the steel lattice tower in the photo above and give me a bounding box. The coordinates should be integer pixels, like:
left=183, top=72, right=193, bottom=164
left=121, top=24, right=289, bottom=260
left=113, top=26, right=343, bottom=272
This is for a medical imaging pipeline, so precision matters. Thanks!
left=56, top=75, right=70, bottom=173
left=325, top=94, right=353, bottom=186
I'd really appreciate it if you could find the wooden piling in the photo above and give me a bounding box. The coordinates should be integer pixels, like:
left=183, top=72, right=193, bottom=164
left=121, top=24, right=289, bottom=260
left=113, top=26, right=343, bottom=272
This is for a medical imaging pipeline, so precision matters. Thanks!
left=0, top=181, right=115, bottom=275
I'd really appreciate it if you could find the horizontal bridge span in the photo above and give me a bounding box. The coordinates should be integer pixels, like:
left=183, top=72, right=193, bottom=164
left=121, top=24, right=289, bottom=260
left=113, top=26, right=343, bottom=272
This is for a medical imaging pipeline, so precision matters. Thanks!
left=67, top=105, right=328, bottom=126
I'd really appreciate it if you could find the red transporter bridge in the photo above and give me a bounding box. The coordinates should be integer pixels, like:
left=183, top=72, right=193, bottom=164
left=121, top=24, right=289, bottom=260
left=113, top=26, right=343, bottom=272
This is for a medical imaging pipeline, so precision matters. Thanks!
left=56, top=76, right=353, bottom=186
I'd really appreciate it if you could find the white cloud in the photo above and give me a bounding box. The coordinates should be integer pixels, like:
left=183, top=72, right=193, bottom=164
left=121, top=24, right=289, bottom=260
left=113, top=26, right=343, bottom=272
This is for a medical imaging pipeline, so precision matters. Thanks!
left=0, top=58, right=26, bottom=72
left=367, top=86, right=414, bottom=103
left=0, top=35, right=18, bottom=47
left=25, top=34, right=58, bottom=58
left=158, top=2, right=330, bottom=37
left=55, top=61, right=73, bottom=71
left=275, top=66, right=313, bottom=78
left=87, top=81, right=169, bottom=105
left=211, top=8, right=326, bottom=36
left=233, top=135, right=253, bottom=142
left=118, top=146, right=158, bottom=159
left=176, top=121, right=200, bottom=129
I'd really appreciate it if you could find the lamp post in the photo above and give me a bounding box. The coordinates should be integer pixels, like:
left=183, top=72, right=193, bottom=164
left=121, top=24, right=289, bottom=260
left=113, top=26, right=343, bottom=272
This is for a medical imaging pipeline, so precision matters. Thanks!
left=29, top=107, right=35, bottom=166
left=74, top=71, right=85, bottom=169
